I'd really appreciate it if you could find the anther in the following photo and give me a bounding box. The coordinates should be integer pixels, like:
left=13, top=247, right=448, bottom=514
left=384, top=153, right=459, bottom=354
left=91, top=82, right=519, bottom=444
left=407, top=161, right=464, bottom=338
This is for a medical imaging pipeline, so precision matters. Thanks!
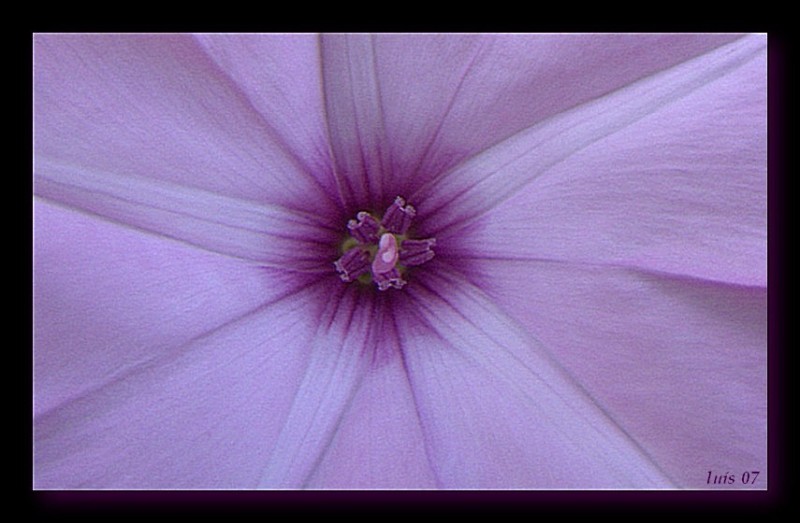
left=398, top=238, right=436, bottom=266
left=334, top=247, right=370, bottom=282
left=381, top=196, right=416, bottom=235
left=347, top=212, right=380, bottom=244
left=373, top=267, right=407, bottom=291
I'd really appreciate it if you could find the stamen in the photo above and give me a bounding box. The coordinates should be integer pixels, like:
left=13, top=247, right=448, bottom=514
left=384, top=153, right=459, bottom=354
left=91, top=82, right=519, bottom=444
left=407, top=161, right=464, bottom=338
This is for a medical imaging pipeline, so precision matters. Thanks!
left=371, top=233, right=399, bottom=275
left=373, top=267, right=406, bottom=291
left=335, top=196, right=435, bottom=291
left=347, top=211, right=380, bottom=244
left=398, top=238, right=436, bottom=266
left=334, top=247, right=370, bottom=282
left=381, top=196, right=416, bottom=235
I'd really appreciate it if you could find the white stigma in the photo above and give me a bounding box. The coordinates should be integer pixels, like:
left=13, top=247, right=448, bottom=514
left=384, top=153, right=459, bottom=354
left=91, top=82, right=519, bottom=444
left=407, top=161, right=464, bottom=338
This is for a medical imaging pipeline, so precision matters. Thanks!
left=372, top=233, right=399, bottom=275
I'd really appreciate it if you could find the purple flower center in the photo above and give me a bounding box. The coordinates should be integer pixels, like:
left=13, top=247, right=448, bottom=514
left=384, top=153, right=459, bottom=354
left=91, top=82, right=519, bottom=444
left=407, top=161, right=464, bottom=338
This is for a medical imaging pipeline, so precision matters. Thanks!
left=334, top=196, right=436, bottom=291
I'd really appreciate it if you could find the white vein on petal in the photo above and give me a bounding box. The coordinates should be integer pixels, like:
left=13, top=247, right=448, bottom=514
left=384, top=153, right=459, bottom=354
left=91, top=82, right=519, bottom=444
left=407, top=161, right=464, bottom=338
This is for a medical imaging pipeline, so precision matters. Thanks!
left=452, top=254, right=768, bottom=291
left=321, top=34, right=391, bottom=206
left=388, top=307, right=446, bottom=489
left=407, top=271, right=677, bottom=487
left=191, top=35, right=337, bottom=203
left=35, top=158, right=335, bottom=271
left=415, top=35, right=766, bottom=235
left=406, top=39, right=485, bottom=187
left=257, top=289, right=373, bottom=488
left=34, top=281, right=314, bottom=423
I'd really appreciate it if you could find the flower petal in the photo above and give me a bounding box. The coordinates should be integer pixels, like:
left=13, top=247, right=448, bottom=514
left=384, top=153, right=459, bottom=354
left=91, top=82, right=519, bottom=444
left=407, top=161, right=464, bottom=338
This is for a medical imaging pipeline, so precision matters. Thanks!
left=35, top=286, right=319, bottom=488
left=34, top=200, right=297, bottom=417
left=305, top=316, right=438, bottom=488
left=371, top=33, right=739, bottom=189
left=396, top=271, right=673, bottom=488
left=446, top=36, right=766, bottom=287
left=34, top=34, right=333, bottom=211
left=35, top=161, right=335, bottom=269
left=257, top=286, right=378, bottom=488
left=416, top=35, right=766, bottom=243
left=477, top=260, right=766, bottom=489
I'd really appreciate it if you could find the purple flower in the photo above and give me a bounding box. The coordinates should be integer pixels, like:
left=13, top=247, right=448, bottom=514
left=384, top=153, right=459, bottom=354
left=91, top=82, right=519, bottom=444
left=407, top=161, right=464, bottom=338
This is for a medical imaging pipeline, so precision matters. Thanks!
left=34, top=34, right=766, bottom=489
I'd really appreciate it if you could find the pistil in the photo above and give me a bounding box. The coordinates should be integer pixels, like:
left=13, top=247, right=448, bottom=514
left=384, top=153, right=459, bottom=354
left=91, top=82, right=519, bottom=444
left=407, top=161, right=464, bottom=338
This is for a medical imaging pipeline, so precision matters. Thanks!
left=372, top=233, right=399, bottom=275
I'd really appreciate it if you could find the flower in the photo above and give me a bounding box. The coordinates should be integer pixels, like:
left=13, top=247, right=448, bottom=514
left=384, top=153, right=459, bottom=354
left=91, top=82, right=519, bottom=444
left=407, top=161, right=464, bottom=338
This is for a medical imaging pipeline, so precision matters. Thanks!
left=33, top=34, right=767, bottom=489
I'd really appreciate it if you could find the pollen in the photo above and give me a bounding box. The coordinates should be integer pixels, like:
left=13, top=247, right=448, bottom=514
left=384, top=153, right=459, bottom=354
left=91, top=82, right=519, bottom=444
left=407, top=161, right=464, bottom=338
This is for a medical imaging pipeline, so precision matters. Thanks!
left=334, top=196, right=436, bottom=291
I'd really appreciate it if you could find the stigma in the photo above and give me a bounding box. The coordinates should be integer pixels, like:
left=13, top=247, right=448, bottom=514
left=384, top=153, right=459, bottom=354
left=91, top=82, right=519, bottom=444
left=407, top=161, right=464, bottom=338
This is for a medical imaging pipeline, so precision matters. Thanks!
left=334, top=196, right=436, bottom=291
left=372, top=233, right=399, bottom=274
